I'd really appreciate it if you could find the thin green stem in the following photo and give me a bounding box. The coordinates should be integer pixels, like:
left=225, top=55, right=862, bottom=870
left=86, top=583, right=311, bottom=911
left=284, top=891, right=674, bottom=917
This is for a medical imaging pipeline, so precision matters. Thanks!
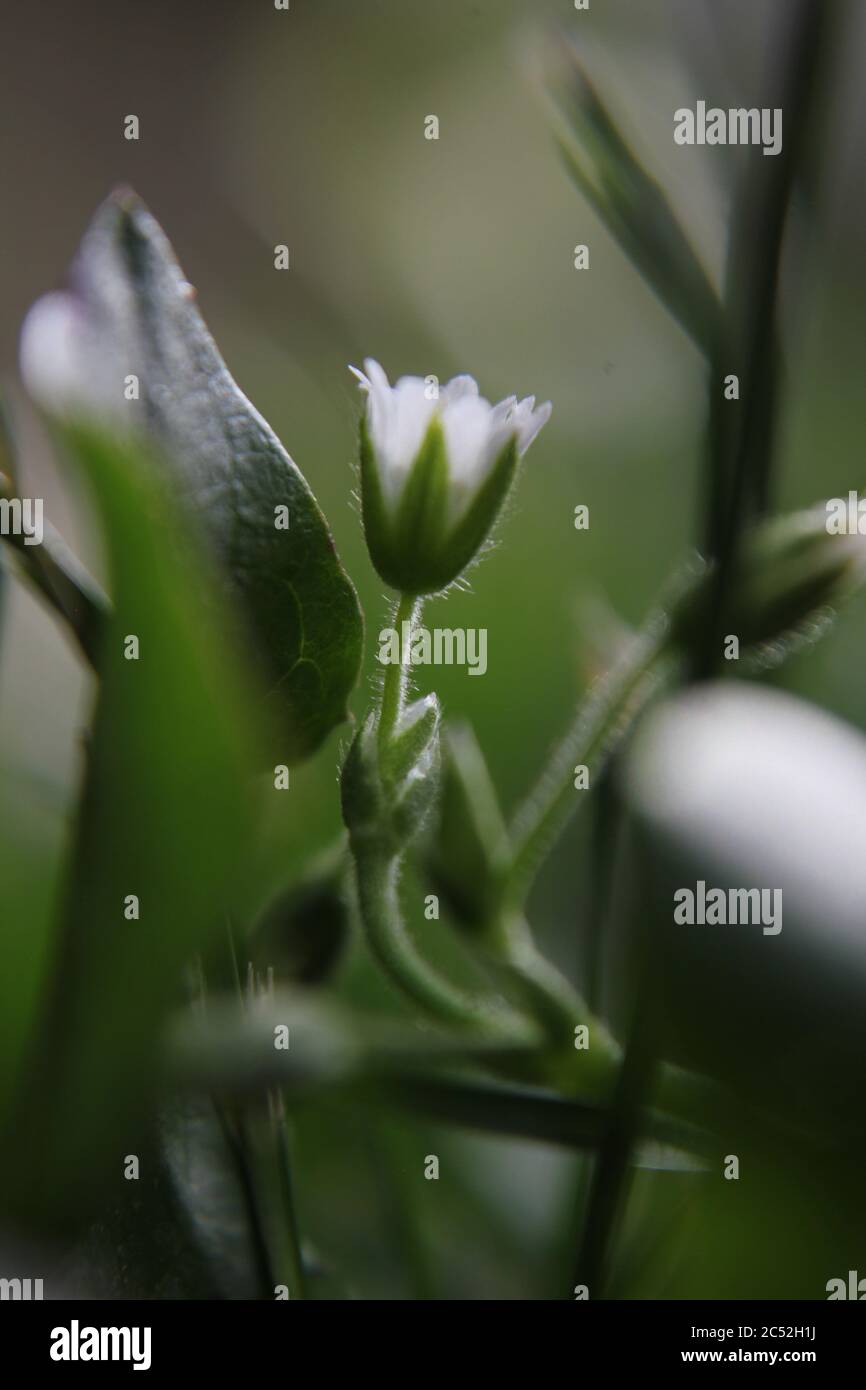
left=272, top=1101, right=307, bottom=1299
left=574, top=986, right=657, bottom=1297
left=386, top=1073, right=712, bottom=1161
left=1, top=519, right=108, bottom=666
left=697, top=0, right=831, bottom=677
left=350, top=588, right=542, bottom=1038
left=505, top=621, right=672, bottom=907
left=585, top=767, right=620, bottom=1014
left=355, top=846, right=522, bottom=1033
left=475, top=908, right=614, bottom=1060
left=379, top=593, right=420, bottom=752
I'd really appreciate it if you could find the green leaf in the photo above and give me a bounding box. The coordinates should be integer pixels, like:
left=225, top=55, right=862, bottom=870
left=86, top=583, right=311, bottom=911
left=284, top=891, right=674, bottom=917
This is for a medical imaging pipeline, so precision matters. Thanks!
left=160, top=1098, right=270, bottom=1300
left=66, top=1108, right=251, bottom=1299
left=0, top=426, right=262, bottom=1235
left=426, top=721, right=509, bottom=933
left=0, top=762, right=66, bottom=1126
left=45, top=189, right=362, bottom=762
left=551, top=43, right=722, bottom=356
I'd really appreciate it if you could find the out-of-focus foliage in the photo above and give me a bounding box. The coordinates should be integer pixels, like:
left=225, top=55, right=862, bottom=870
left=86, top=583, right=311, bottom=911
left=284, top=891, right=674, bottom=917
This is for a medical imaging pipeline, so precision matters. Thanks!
left=2, top=0, right=866, bottom=1301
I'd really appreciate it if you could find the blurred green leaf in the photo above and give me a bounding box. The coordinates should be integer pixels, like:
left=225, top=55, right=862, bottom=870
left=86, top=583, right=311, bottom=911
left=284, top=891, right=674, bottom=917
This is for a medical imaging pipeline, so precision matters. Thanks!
left=66, top=1108, right=247, bottom=1299
left=248, top=842, right=350, bottom=986
left=426, top=721, right=509, bottom=935
left=161, top=1097, right=269, bottom=1300
left=167, top=994, right=708, bottom=1169
left=0, top=763, right=66, bottom=1124
left=387, top=1076, right=710, bottom=1170
left=30, top=189, right=363, bottom=761
left=1, top=425, right=262, bottom=1234
left=551, top=39, right=721, bottom=355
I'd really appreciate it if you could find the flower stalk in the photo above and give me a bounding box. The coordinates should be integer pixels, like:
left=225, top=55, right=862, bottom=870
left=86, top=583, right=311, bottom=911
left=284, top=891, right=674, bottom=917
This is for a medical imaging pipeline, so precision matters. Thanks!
left=378, top=593, right=421, bottom=754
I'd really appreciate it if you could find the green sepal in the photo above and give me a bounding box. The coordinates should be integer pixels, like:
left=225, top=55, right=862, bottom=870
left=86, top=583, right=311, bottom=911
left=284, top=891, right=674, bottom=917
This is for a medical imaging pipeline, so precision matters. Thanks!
left=340, top=711, right=387, bottom=851
left=361, top=418, right=519, bottom=596
left=359, top=412, right=397, bottom=586
left=341, top=701, right=441, bottom=857
left=436, top=435, right=518, bottom=587
left=381, top=693, right=441, bottom=787
left=390, top=734, right=441, bottom=846
left=391, top=417, right=450, bottom=591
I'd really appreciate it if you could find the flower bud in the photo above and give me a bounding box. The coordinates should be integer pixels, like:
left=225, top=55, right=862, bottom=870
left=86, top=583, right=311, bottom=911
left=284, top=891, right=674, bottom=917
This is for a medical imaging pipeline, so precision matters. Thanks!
left=351, top=360, right=551, bottom=594
left=671, top=505, right=866, bottom=663
left=341, top=699, right=441, bottom=857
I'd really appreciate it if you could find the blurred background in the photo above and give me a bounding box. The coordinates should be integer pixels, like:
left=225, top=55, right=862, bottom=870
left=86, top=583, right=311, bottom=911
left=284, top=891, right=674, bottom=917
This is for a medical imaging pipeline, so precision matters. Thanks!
left=2, top=0, right=866, bottom=1298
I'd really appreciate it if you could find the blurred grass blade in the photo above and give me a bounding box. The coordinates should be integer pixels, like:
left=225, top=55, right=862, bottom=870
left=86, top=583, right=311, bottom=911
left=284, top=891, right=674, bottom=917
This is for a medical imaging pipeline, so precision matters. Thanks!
left=0, top=425, right=262, bottom=1235
left=0, top=766, right=67, bottom=1126
left=167, top=997, right=709, bottom=1169
left=388, top=1076, right=710, bottom=1169
left=551, top=39, right=722, bottom=355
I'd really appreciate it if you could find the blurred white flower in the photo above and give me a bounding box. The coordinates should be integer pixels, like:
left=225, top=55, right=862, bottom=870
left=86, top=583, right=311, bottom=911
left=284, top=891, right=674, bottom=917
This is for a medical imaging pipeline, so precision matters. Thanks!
left=19, top=290, right=126, bottom=425
left=19, top=292, right=90, bottom=417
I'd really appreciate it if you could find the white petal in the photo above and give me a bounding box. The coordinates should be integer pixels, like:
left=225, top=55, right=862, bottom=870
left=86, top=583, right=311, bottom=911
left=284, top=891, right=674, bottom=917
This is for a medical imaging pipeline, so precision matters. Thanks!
left=514, top=398, right=552, bottom=455
left=388, top=378, right=435, bottom=475
left=489, top=395, right=518, bottom=428
left=440, top=373, right=479, bottom=407
left=363, top=358, right=392, bottom=398
left=441, top=394, right=495, bottom=489
left=352, top=358, right=551, bottom=524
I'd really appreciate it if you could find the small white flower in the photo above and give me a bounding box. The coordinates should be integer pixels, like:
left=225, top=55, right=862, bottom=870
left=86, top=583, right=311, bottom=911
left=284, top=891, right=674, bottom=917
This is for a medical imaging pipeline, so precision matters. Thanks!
left=350, top=359, right=551, bottom=525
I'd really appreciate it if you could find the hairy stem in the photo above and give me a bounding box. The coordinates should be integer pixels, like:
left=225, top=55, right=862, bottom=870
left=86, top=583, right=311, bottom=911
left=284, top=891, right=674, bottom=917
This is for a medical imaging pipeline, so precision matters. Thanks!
left=354, top=846, right=522, bottom=1033
left=379, top=592, right=420, bottom=752
left=506, top=620, right=672, bottom=907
